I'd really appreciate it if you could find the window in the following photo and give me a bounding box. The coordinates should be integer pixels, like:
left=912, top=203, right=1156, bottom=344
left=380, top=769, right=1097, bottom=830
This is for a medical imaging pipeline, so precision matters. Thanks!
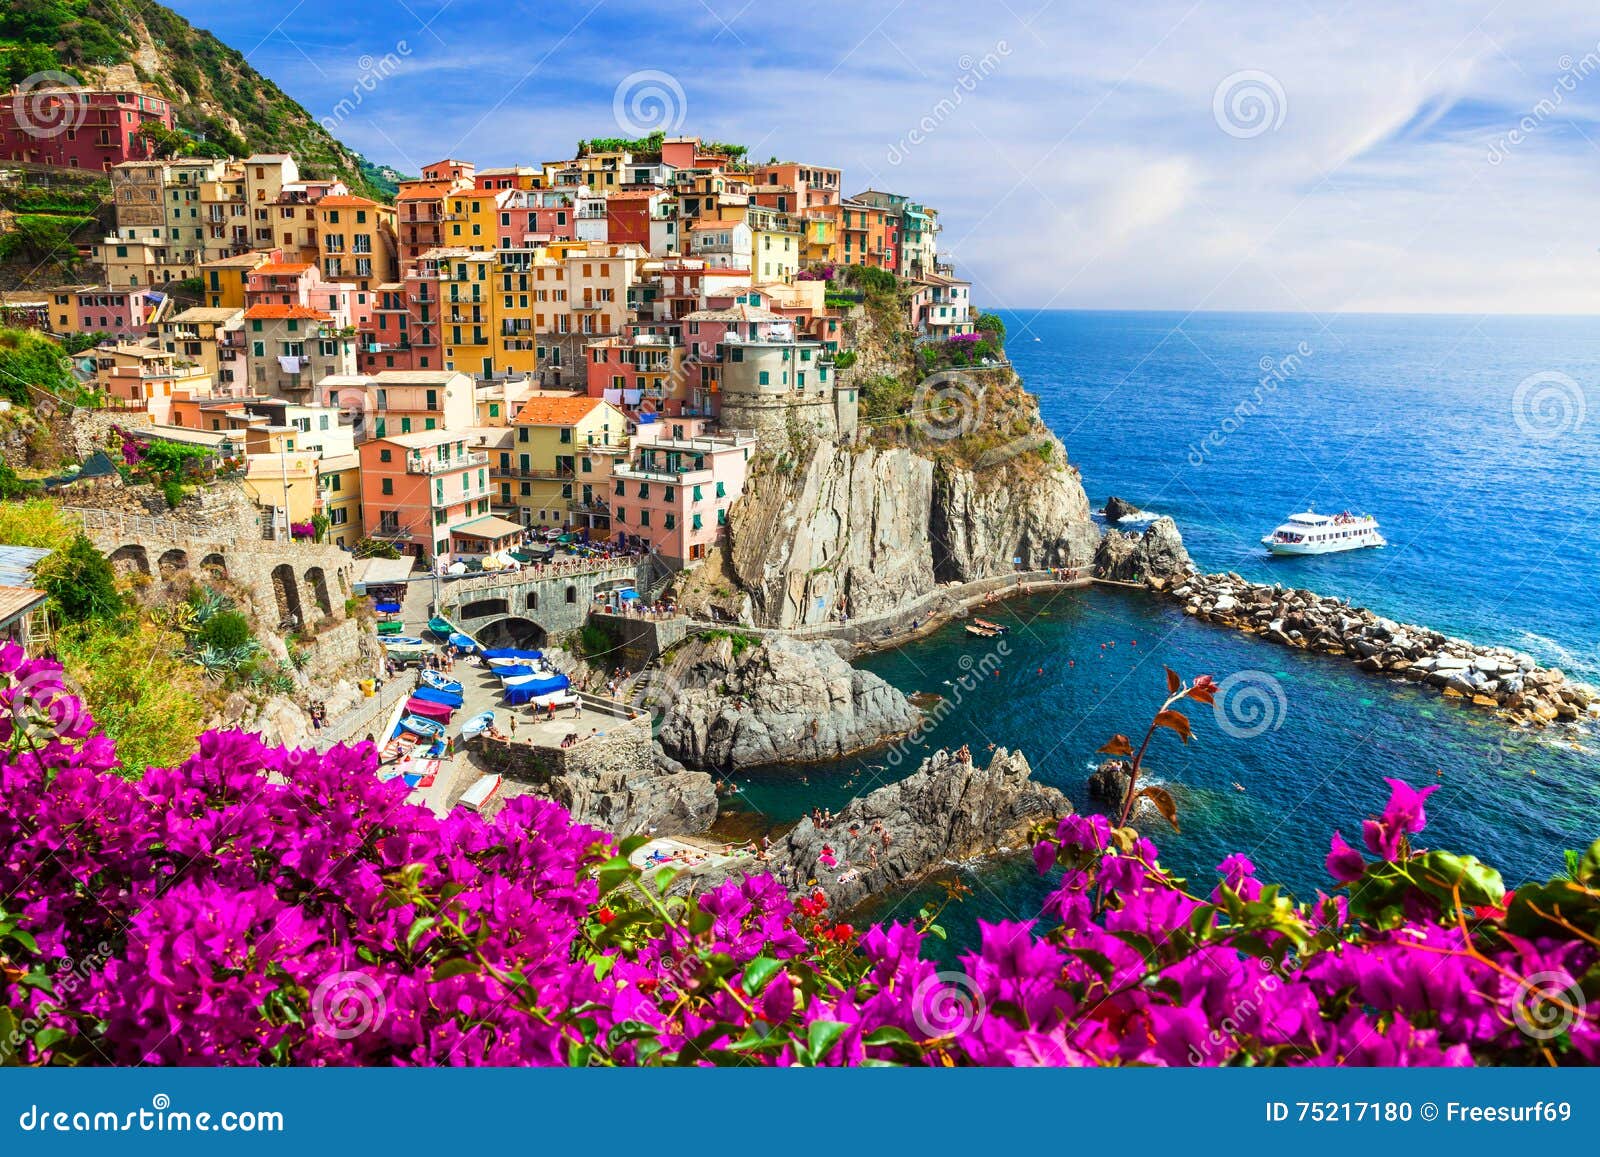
left=664, top=513, right=676, bottom=530
left=639, top=509, right=650, bottom=528
left=692, top=513, right=703, bottom=531
left=379, top=448, right=392, bottom=462
left=381, top=478, right=393, bottom=495
left=614, top=480, right=624, bottom=496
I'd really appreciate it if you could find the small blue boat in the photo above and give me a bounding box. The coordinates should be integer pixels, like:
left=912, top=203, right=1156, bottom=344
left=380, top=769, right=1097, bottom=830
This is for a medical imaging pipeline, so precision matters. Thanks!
left=420, top=669, right=463, bottom=695
left=460, top=711, right=495, bottom=738
left=398, top=714, right=446, bottom=739
left=448, top=632, right=480, bottom=652
left=382, top=636, right=428, bottom=649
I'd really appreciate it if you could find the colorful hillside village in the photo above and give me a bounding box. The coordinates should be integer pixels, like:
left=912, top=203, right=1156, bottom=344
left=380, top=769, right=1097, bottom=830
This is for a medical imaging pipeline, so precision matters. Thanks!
left=3, top=134, right=977, bottom=571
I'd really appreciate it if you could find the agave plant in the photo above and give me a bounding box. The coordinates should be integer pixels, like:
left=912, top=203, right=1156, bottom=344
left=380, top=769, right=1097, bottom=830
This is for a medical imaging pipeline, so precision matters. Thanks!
left=188, top=586, right=232, bottom=627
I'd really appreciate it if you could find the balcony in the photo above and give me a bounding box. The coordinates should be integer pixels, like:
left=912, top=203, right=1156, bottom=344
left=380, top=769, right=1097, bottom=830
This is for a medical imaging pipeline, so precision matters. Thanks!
left=405, top=450, right=488, bottom=475
left=501, top=464, right=576, bottom=480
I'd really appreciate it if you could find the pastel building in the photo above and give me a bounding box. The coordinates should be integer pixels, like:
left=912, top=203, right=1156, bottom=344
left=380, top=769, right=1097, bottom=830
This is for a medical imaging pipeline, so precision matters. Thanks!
left=908, top=273, right=973, bottom=337
left=358, top=429, right=494, bottom=562
left=507, top=395, right=629, bottom=528
left=317, top=369, right=475, bottom=442
left=71, top=286, right=160, bottom=338
left=609, top=429, right=757, bottom=567
left=1, top=86, right=173, bottom=170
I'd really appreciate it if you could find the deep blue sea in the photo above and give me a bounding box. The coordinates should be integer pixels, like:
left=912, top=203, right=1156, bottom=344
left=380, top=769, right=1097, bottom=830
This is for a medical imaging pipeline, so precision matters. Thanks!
left=726, top=311, right=1600, bottom=950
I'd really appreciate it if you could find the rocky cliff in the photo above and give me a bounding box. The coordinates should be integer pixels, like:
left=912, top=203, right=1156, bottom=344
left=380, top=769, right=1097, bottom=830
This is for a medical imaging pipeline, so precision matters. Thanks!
left=718, top=373, right=1098, bottom=628
left=655, top=634, right=920, bottom=770
left=702, top=747, right=1069, bottom=910
left=1093, top=516, right=1194, bottom=586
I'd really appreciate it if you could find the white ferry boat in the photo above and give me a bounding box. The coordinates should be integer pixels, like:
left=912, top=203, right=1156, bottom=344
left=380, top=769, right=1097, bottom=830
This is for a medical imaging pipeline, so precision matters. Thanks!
left=1261, top=509, right=1385, bottom=556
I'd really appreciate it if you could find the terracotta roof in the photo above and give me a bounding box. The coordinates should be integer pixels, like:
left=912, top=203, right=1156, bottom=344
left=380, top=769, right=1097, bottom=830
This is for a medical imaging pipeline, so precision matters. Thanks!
left=242, top=304, right=333, bottom=320
left=396, top=182, right=459, bottom=200
left=511, top=395, right=610, bottom=426
left=253, top=262, right=313, bottom=276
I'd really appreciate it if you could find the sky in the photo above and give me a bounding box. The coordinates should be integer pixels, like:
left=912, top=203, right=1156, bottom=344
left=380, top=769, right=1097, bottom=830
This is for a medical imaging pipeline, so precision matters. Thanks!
left=170, top=0, right=1600, bottom=315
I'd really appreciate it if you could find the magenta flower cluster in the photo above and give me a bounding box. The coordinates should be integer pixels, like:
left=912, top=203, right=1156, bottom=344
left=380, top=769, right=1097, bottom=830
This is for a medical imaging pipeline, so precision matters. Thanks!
left=1, top=645, right=1596, bottom=1066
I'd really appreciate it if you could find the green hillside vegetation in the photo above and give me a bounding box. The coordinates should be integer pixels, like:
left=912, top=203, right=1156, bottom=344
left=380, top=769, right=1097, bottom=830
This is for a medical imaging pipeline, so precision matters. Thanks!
left=0, top=0, right=395, bottom=199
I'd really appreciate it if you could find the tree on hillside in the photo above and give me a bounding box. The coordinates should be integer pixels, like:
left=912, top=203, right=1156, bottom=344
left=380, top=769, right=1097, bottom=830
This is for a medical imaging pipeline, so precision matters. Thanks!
left=0, top=328, right=78, bottom=407
left=35, top=533, right=124, bottom=626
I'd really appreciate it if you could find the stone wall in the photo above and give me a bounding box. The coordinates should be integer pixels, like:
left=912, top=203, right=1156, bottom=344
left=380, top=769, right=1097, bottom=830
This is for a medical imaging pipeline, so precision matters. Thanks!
left=440, top=560, right=652, bottom=643
left=588, top=611, right=690, bottom=667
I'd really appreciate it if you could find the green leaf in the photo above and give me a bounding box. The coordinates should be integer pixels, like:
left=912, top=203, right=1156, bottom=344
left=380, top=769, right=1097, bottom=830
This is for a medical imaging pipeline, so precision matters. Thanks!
left=5, top=927, right=39, bottom=955
left=806, top=1019, right=848, bottom=1063
left=741, top=956, right=783, bottom=995
left=430, top=957, right=479, bottom=982
left=862, top=1025, right=914, bottom=1046
left=405, top=915, right=438, bottom=950
left=31, top=1027, right=70, bottom=1055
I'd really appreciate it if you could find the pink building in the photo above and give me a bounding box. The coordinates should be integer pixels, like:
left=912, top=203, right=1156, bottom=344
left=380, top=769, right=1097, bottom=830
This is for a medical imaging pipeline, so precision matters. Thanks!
left=72, top=286, right=159, bottom=338
left=1, top=86, right=172, bottom=171
left=358, top=428, right=494, bottom=562
left=608, top=428, right=757, bottom=567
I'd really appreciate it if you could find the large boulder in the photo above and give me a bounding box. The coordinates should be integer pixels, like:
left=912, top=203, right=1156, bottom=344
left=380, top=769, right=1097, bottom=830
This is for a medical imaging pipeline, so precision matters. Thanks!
left=764, top=747, right=1070, bottom=910
left=656, top=634, right=921, bottom=771
left=1103, top=495, right=1141, bottom=522
left=1093, top=516, right=1194, bottom=584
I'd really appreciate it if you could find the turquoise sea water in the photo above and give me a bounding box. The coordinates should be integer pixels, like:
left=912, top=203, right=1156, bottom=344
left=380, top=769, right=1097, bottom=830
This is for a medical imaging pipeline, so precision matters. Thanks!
left=724, top=311, right=1600, bottom=946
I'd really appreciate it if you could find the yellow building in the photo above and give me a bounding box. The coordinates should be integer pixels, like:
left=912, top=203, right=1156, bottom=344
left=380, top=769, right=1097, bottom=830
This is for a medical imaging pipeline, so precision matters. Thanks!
left=242, top=452, right=322, bottom=536
left=508, top=395, right=628, bottom=527
left=431, top=249, right=497, bottom=379
left=157, top=307, right=243, bottom=392
left=313, top=195, right=398, bottom=292
left=443, top=188, right=500, bottom=250
left=318, top=451, right=363, bottom=547
left=201, top=251, right=276, bottom=310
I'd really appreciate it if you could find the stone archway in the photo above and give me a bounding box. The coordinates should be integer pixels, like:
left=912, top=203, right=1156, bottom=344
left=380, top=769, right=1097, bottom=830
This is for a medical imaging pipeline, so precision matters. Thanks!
left=200, top=552, right=228, bottom=577
left=108, top=544, right=150, bottom=576
left=461, top=597, right=510, bottom=619
left=304, top=566, right=333, bottom=618
left=475, top=617, right=548, bottom=649
left=271, top=563, right=304, bottom=628
left=157, top=548, right=188, bottom=577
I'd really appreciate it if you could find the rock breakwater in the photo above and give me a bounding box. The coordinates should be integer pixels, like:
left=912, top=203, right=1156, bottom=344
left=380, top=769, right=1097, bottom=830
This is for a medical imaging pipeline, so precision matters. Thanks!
left=1170, top=571, right=1597, bottom=726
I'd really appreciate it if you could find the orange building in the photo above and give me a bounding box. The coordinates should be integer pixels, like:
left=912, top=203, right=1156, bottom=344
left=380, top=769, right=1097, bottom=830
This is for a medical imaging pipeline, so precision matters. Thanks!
left=358, top=428, right=496, bottom=562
